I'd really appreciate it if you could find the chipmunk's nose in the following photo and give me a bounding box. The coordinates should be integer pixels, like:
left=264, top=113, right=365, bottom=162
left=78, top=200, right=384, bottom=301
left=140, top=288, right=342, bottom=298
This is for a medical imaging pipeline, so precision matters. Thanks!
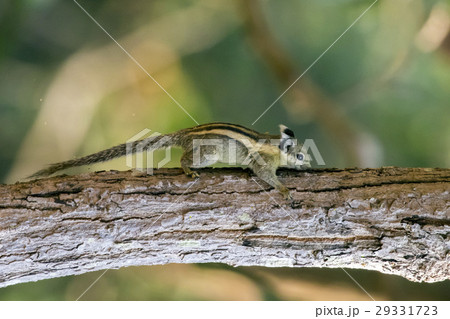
left=303, top=154, right=312, bottom=167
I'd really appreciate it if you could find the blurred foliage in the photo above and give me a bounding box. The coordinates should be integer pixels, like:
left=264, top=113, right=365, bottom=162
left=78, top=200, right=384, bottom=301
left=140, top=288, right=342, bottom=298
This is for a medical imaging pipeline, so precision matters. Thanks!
left=0, top=0, right=449, bottom=300
left=1, top=265, right=450, bottom=301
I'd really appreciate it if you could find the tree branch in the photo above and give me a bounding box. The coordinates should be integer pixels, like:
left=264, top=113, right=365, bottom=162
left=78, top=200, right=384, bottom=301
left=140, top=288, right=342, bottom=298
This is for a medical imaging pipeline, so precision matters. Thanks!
left=0, top=167, right=449, bottom=288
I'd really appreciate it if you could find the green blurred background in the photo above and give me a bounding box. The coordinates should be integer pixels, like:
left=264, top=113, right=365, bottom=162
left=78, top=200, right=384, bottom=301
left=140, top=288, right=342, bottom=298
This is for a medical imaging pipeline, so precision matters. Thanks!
left=0, top=0, right=449, bottom=300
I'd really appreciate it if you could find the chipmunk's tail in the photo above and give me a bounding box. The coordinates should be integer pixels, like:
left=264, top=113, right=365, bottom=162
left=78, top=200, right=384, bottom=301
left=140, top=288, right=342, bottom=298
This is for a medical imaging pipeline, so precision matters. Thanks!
left=28, top=133, right=179, bottom=179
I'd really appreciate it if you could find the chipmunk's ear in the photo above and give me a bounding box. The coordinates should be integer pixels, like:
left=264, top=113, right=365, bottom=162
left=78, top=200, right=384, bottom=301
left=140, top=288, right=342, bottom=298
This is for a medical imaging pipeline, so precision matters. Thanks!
left=279, top=124, right=295, bottom=153
left=279, top=124, right=295, bottom=140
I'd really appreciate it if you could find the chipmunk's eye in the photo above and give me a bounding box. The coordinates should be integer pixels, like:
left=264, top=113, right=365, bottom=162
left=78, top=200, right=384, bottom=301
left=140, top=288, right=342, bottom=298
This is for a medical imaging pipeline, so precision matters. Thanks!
left=297, top=153, right=304, bottom=161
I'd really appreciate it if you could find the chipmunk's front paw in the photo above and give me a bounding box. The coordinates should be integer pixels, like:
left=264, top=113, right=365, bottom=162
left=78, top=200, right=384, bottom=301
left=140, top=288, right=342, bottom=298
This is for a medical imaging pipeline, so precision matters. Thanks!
left=280, top=187, right=293, bottom=201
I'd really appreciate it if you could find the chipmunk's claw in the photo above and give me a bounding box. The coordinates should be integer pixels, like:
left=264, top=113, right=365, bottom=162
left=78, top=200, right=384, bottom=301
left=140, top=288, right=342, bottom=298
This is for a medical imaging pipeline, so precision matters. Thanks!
left=188, top=171, right=200, bottom=178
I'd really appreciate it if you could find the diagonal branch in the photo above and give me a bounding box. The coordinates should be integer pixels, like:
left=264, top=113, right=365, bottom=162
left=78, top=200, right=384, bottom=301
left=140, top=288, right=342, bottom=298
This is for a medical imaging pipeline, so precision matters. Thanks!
left=0, top=167, right=449, bottom=288
left=239, top=1, right=379, bottom=166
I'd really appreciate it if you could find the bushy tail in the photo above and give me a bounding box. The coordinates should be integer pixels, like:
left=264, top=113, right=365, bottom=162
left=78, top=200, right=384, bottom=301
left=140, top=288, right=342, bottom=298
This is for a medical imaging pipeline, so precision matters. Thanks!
left=29, top=133, right=177, bottom=179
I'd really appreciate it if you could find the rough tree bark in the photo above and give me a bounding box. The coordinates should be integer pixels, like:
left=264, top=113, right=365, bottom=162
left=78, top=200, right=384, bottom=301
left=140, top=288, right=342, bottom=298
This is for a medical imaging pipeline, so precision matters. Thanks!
left=0, top=167, right=449, bottom=288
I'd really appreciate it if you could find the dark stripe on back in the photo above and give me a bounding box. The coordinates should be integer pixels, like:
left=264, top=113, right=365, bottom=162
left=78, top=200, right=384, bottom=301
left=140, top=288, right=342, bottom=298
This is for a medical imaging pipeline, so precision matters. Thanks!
left=187, top=122, right=262, bottom=141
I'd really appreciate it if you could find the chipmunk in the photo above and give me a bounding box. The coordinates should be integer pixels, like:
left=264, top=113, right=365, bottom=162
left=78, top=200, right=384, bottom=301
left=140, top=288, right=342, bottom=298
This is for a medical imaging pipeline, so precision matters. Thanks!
left=30, top=123, right=310, bottom=199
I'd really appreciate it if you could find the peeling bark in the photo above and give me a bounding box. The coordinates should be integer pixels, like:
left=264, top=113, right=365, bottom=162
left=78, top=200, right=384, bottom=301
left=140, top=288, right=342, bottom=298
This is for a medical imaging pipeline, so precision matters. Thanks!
left=0, top=167, right=449, bottom=288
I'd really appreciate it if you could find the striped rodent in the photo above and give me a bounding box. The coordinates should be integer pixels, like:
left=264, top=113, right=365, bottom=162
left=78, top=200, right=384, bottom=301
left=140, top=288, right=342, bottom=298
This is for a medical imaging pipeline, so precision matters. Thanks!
left=31, top=123, right=311, bottom=199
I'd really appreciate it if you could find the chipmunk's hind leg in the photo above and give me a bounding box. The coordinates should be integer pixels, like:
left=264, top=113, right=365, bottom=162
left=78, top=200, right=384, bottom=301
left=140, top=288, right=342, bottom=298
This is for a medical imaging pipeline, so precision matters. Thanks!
left=180, top=146, right=220, bottom=178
